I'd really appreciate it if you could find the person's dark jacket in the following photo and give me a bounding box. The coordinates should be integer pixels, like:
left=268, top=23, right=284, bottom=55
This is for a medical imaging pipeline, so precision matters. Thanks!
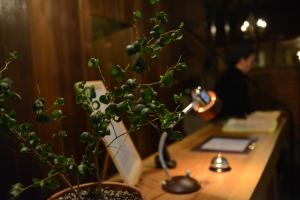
left=214, top=67, right=251, bottom=118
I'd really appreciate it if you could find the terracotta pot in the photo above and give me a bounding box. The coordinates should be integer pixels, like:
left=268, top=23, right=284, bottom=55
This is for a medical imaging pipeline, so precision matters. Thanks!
left=47, top=182, right=145, bottom=200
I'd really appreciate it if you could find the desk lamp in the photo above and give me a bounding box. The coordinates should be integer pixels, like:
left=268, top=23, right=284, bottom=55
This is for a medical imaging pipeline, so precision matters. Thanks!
left=159, top=86, right=220, bottom=194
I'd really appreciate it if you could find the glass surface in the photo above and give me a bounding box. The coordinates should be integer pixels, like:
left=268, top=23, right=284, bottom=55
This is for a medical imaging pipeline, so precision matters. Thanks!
left=193, top=136, right=256, bottom=153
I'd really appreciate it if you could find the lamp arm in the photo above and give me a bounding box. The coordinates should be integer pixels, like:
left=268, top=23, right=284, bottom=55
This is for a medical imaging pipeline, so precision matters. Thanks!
left=182, top=102, right=194, bottom=114
left=158, top=131, right=171, bottom=180
left=158, top=102, right=194, bottom=180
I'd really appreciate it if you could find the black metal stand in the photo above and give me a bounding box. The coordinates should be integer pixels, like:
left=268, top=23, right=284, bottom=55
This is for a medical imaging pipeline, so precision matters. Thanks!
left=155, top=145, right=177, bottom=169
left=162, top=175, right=201, bottom=194
left=158, top=129, right=201, bottom=195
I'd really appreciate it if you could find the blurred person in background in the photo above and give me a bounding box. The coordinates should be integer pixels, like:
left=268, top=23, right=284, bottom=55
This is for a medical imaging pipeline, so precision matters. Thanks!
left=214, top=46, right=256, bottom=118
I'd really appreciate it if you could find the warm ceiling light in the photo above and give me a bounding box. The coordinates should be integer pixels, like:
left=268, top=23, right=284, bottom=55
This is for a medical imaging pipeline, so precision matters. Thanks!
left=241, top=25, right=247, bottom=32
left=297, top=50, right=300, bottom=57
left=224, top=22, right=230, bottom=34
left=243, top=21, right=250, bottom=27
left=256, top=19, right=267, bottom=28
left=210, top=23, right=217, bottom=37
left=241, top=20, right=249, bottom=32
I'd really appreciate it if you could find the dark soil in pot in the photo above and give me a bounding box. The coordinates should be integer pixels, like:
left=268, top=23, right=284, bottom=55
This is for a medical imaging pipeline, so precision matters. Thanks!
left=48, top=182, right=143, bottom=200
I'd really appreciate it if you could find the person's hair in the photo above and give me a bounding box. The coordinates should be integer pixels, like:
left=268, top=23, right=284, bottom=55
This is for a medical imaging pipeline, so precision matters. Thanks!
left=227, top=46, right=255, bottom=67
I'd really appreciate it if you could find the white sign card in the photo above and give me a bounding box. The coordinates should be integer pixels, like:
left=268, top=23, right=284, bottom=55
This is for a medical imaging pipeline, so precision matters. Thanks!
left=85, top=81, right=142, bottom=185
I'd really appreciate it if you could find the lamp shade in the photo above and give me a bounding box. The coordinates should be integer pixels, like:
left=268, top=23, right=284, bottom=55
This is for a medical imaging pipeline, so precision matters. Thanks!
left=191, top=87, right=221, bottom=121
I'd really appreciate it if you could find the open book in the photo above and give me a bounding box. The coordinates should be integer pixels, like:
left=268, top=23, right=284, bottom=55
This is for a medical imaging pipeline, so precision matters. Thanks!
left=222, top=110, right=281, bottom=133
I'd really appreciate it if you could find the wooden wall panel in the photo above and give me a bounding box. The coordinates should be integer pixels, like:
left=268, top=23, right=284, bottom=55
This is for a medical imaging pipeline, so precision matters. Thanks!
left=26, top=0, right=88, bottom=157
left=26, top=0, right=61, bottom=106
left=0, top=1, right=39, bottom=199
left=0, top=0, right=35, bottom=121
left=90, top=0, right=135, bottom=24
left=168, top=0, right=207, bottom=80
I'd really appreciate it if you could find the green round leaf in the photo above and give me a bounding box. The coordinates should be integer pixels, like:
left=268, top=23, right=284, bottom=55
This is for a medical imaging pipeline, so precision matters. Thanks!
left=97, top=129, right=110, bottom=137
left=113, top=87, right=123, bottom=97
left=9, top=183, right=24, bottom=198
left=92, top=101, right=100, bottom=110
left=32, top=98, right=45, bottom=113
left=111, top=65, right=124, bottom=81
left=80, top=132, right=94, bottom=144
left=126, top=79, right=138, bottom=90
left=133, top=9, right=142, bottom=21
left=157, top=34, right=172, bottom=46
left=126, top=44, right=135, bottom=55
left=175, top=62, right=187, bottom=71
left=124, top=93, right=135, bottom=101
left=78, top=163, right=88, bottom=175
left=141, top=107, right=150, bottom=117
left=126, top=41, right=141, bottom=56
left=105, top=103, right=118, bottom=115
left=51, top=110, right=63, bottom=121
left=117, top=102, right=129, bottom=115
left=20, top=144, right=30, bottom=153
left=132, top=58, right=147, bottom=73
left=99, top=94, right=110, bottom=104
left=45, top=178, right=60, bottom=190
left=160, top=70, right=173, bottom=87
left=134, top=104, right=145, bottom=114
left=36, top=112, right=49, bottom=123
left=57, top=130, right=68, bottom=138
left=141, top=86, right=157, bottom=103
left=32, top=178, right=41, bottom=188
left=0, top=81, right=9, bottom=90
left=149, top=0, right=160, bottom=5
left=150, top=25, right=162, bottom=39
left=9, top=51, right=19, bottom=61
left=173, top=93, right=182, bottom=104
left=54, top=98, right=64, bottom=106
left=179, top=22, right=184, bottom=29
left=88, top=58, right=100, bottom=68
left=155, top=11, right=168, bottom=24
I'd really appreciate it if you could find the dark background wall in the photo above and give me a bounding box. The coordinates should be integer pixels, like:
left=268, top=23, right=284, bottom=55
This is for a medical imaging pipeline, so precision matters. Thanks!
left=1, top=0, right=300, bottom=199
left=0, top=0, right=207, bottom=198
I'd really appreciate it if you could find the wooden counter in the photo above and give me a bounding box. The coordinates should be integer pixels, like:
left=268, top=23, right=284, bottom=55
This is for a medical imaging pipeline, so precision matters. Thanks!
left=134, top=117, right=288, bottom=200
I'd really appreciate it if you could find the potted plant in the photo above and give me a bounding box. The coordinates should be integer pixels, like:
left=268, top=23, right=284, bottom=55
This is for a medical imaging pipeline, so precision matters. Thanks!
left=1, top=0, right=187, bottom=199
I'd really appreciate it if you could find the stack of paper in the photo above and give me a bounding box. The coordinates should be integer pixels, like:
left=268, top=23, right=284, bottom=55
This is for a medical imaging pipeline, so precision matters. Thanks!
left=222, top=110, right=281, bottom=133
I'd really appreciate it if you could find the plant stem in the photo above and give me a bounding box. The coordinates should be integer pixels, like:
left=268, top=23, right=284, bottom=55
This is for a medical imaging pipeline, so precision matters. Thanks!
left=139, top=59, right=179, bottom=87
left=124, top=63, right=131, bottom=72
left=147, top=37, right=154, bottom=45
left=12, top=130, right=83, bottom=200
left=147, top=120, right=160, bottom=132
left=147, top=29, right=178, bottom=45
left=94, top=138, right=104, bottom=199
left=0, top=61, right=11, bottom=74
left=175, top=104, right=181, bottom=112
left=9, top=172, right=61, bottom=200
left=97, top=66, right=108, bottom=88
left=177, top=55, right=182, bottom=63
left=95, top=140, right=101, bottom=183
left=140, top=81, right=160, bottom=86
left=61, top=137, right=64, bottom=155
left=133, top=24, right=140, bottom=38
left=161, top=29, right=178, bottom=37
